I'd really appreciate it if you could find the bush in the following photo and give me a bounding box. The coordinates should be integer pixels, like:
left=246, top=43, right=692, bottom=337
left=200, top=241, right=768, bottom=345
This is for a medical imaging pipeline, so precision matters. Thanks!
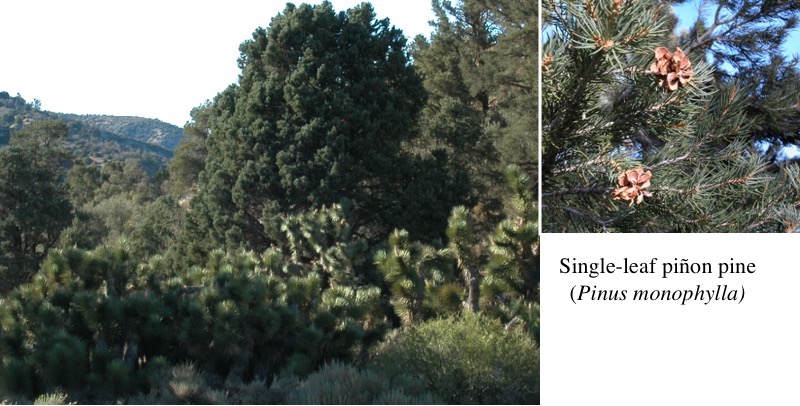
left=371, top=313, right=540, bottom=404
left=33, top=391, right=69, bottom=405
left=284, top=361, right=438, bottom=405
left=128, top=362, right=226, bottom=405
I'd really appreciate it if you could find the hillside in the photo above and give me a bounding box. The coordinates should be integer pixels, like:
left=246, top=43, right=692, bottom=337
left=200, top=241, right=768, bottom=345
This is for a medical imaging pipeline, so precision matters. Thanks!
left=0, top=91, right=183, bottom=172
left=62, top=114, right=184, bottom=151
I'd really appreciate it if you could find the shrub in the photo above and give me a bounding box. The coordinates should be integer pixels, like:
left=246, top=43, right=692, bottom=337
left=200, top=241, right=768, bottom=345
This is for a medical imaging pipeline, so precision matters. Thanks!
left=129, top=362, right=226, bottom=405
left=371, top=313, right=540, bottom=404
left=285, top=361, right=438, bottom=405
left=33, top=391, right=69, bottom=405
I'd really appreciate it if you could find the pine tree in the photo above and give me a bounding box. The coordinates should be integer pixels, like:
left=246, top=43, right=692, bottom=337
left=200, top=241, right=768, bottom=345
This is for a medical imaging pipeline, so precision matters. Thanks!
left=412, top=0, right=538, bottom=214
left=168, top=101, right=212, bottom=199
left=0, top=120, right=73, bottom=289
left=542, top=0, right=800, bottom=232
left=182, top=2, right=468, bottom=262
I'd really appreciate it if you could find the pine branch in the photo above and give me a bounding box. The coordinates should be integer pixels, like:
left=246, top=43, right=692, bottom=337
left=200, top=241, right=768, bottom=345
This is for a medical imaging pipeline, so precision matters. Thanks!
left=551, top=154, right=618, bottom=176
left=542, top=186, right=613, bottom=197
left=559, top=206, right=619, bottom=232
left=649, top=151, right=691, bottom=169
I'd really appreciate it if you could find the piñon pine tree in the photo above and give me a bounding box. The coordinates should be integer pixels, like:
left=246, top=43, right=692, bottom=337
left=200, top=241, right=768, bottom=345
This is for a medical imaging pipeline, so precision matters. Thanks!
left=182, top=2, right=468, bottom=263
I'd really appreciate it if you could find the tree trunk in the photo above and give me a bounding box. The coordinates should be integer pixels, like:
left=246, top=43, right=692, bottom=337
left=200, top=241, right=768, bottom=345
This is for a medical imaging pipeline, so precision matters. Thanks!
left=465, top=266, right=480, bottom=313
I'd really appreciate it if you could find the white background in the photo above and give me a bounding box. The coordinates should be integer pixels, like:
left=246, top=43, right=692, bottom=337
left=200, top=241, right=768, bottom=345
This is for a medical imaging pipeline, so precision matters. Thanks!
left=541, top=233, right=800, bottom=405
left=0, top=0, right=434, bottom=126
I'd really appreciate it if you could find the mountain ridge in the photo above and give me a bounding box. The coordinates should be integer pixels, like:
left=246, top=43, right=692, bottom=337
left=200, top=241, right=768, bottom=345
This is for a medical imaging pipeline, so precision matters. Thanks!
left=60, top=113, right=184, bottom=151
left=1, top=91, right=184, bottom=172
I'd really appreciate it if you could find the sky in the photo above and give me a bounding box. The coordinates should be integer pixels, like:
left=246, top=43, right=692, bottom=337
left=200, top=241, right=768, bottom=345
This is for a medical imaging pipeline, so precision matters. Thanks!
left=0, top=0, right=436, bottom=127
left=671, top=1, right=800, bottom=159
left=672, top=1, right=800, bottom=60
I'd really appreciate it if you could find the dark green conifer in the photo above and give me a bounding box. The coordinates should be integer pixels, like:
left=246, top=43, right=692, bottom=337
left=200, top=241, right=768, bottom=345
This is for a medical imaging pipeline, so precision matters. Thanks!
left=183, top=2, right=468, bottom=262
left=0, top=120, right=72, bottom=289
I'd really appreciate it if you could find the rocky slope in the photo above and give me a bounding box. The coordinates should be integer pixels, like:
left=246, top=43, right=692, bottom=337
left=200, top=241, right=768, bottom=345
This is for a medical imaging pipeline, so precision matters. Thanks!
left=1, top=92, right=184, bottom=172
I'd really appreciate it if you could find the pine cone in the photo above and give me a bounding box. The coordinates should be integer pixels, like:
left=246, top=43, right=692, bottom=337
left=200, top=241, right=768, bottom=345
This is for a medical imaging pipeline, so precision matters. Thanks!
left=612, top=167, right=653, bottom=205
left=650, top=47, right=692, bottom=92
left=542, top=54, right=553, bottom=72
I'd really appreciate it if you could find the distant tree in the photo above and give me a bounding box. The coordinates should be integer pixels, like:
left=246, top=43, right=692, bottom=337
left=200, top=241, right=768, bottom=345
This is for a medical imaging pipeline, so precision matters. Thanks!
left=59, top=158, right=164, bottom=251
left=128, top=196, right=184, bottom=260
left=168, top=102, right=212, bottom=197
left=11, top=119, right=69, bottom=152
left=66, top=163, right=104, bottom=207
left=94, top=160, right=156, bottom=203
left=183, top=2, right=468, bottom=260
left=0, top=121, right=72, bottom=289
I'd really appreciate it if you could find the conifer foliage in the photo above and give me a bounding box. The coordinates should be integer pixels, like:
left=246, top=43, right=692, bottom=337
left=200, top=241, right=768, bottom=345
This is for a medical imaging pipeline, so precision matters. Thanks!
left=0, top=120, right=72, bottom=288
left=184, top=2, right=467, bottom=258
left=412, top=0, right=538, bottom=206
left=0, top=208, right=386, bottom=400
left=542, top=0, right=800, bottom=232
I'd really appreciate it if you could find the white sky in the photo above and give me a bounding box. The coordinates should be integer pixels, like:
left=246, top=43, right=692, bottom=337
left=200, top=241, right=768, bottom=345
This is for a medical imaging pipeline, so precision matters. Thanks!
left=0, top=0, right=436, bottom=127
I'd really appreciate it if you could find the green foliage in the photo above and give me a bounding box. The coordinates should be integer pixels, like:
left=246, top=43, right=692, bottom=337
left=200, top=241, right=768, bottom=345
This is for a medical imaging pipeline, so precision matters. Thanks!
left=1, top=204, right=396, bottom=400
left=376, top=166, right=538, bottom=326
left=37, top=332, right=88, bottom=391
left=33, top=391, right=70, bottom=405
left=286, top=361, right=439, bottom=404
left=412, top=0, right=538, bottom=217
left=66, top=163, right=103, bottom=207
left=11, top=119, right=69, bottom=151
left=0, top=244, right=167, bottom=401
left=672, top=2, right=800, bottom=156
left=127, top=196, right=183, bottom=260
left=0, top=121, right=73, bottom=290
left=542, top=0, right=800, bottom=232
left=375, top=229, right=455, bottom=326
left=270, top=203, right=372, bottom=285
left=445, top=206, right=482, bottom=313
left=372, top=313, right=540, bottom=404
left=483, top=165, right=539, bottom=306
left=168, top=102, right=211, bottom=197
left=93, top=160, right=156, bottom=202
left=0, top=357, right=35, bottom=396
left=184, top=1, right=468, bottom=261
left=59, top=159, right=167, bottom=254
